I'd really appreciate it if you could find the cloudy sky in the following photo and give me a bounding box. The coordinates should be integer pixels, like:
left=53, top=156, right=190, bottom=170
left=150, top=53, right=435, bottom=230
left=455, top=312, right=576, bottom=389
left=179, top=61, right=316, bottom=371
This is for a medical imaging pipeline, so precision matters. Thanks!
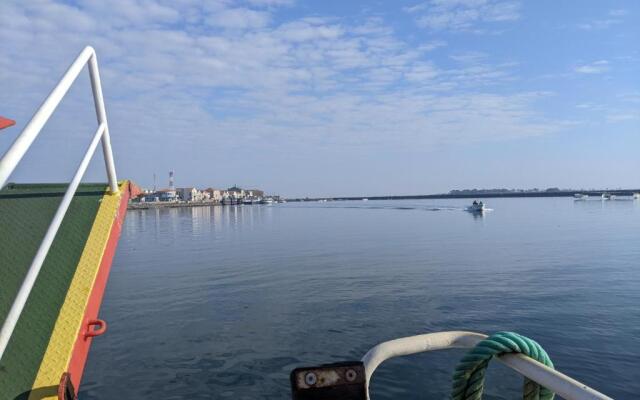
left=1, top=0, right=638, bottom=197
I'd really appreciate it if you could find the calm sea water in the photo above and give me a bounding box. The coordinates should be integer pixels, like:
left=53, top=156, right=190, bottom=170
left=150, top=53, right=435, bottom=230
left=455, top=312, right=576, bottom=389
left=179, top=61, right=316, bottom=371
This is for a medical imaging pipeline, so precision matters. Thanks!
left=80, top=198, right=640, bottom=399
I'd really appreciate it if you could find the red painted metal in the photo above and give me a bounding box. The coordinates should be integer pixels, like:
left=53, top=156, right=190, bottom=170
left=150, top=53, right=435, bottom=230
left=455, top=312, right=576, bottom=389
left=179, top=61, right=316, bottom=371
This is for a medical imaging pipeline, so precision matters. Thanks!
left=0, top=116, right=16, bottom=130
left=66, top=181, right=132, bottom=391
left=57, top=372, right=77, bottom=400
left=83, top=319, right=107, bottom=338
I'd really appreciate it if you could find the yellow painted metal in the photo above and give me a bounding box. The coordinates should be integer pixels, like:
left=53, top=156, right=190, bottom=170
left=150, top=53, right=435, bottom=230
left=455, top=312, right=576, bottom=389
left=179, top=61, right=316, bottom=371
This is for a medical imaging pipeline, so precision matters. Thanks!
left=28, top=182, right=125, bottom=399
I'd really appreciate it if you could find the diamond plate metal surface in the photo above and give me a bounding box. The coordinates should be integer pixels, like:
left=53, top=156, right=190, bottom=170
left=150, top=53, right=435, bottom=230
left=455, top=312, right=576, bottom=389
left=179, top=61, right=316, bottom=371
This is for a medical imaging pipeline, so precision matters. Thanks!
left=0, top=183, right=107, bottom=399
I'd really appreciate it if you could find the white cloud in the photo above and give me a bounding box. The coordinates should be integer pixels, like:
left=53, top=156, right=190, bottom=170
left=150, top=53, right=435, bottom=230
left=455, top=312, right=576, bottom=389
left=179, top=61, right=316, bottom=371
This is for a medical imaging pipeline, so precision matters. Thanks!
left=606, top=113, right=638, bottom=122
left=577, top=9, right=628, bottom=30
left=574, top=60, right=609, bottom=74
left=207, top=7, right=271, bottom=29
left=247, top=0, right=295, bottom=6
left=0, top=0, right=560, bottom=188
left=608, top=9, right=628, bottom=17
left=276, top=20, right=344, bottom=42
left=406, top=0, right=521, bottom=32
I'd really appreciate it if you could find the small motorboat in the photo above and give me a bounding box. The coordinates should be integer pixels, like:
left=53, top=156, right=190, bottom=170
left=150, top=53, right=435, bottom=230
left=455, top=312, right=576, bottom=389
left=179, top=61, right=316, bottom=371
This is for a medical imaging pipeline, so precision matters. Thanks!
left=601, top=193, right=615, bottom=200
left=261, top=197, right=275, bottom=204
left=573, top=193, right=588, bottom=200
left=633, top=193, right=640, bottom=200
left=466, top=200, right=485, bottom=212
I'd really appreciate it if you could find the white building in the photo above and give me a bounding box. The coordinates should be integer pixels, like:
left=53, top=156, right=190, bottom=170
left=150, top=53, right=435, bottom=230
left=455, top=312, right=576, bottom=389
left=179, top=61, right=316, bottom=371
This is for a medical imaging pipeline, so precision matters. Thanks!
left=205, top=188, right=223, bottom=202
left=177, top=187, right=203, bottom=202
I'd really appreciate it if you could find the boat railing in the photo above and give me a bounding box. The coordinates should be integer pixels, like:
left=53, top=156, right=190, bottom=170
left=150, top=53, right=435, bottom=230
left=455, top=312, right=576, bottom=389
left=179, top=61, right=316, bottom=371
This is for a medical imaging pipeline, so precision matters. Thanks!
left=0, top=46, right=118, bottom=361
left=361, top=331, right=612, bottom=400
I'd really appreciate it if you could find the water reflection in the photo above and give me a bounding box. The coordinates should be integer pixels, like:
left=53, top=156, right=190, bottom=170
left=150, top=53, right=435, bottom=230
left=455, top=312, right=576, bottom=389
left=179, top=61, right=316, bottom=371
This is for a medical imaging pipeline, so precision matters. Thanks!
left=84, top=199, right=640, bottom=400
left=466, top=210, right=485, bottom=220
left=125, top=204, right=275, bottom=239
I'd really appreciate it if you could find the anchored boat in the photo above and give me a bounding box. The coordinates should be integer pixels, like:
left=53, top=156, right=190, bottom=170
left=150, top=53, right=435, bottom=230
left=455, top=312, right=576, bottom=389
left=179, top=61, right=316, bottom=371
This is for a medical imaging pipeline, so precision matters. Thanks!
left=601, top=192, right=615, bottom=200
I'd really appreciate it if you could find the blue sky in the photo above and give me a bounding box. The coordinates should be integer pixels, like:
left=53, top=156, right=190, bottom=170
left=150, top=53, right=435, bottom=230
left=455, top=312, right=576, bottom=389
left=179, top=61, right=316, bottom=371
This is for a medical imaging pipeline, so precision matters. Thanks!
left=1, top=0, right=638, bottom=197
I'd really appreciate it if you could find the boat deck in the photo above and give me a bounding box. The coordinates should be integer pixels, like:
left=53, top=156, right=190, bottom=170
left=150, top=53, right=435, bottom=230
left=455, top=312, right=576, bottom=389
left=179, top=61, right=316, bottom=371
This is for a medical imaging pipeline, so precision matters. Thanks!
left=0, top=181, right=135, bottom=399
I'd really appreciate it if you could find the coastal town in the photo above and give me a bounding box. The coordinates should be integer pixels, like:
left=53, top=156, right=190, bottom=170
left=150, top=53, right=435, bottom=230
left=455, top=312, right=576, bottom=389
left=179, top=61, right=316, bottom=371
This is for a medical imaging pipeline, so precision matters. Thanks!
left=128, top=171, right=281, bottom=209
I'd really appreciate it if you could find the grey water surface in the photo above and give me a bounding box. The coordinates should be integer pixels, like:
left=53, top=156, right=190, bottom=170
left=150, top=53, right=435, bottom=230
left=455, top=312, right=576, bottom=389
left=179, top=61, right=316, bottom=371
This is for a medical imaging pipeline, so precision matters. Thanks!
left=80, top=197, right=640, bottom=399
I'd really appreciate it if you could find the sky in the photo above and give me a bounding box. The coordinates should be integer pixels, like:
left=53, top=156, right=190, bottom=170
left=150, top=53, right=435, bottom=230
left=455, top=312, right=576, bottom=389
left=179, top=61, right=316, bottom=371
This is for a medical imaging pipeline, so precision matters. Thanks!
left=1, top=0, right=638, bottom=197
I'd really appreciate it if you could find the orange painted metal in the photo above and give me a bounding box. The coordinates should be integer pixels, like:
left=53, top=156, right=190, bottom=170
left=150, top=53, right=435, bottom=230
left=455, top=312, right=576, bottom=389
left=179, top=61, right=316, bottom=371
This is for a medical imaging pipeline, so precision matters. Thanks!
left=0, top=116, right=16, bottom=130
left=83, top=319, right=107, bottom=339
left=66, top=181, right=132, bottom=391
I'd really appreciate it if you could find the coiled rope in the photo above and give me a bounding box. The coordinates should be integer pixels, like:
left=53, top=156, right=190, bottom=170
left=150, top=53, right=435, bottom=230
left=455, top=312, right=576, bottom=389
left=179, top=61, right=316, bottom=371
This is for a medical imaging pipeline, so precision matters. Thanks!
left=451, top=331, right=555, bottom=400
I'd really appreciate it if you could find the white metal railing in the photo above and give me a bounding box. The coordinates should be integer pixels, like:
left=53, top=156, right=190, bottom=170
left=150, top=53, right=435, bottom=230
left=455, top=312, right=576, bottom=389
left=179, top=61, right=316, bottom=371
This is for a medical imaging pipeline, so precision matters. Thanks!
left=362, top=331, right=612, bottom=400
left=0, top=46, right=118, bottom=361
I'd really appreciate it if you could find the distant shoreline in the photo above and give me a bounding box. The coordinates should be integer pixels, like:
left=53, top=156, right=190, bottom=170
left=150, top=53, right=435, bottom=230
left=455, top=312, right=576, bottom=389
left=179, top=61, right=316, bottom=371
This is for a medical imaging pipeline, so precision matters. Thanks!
left=127, top=189, right=640, bottom=209
left=128, top=201, right=223, bottom=210
left=287, top=189, right=640, bottom=202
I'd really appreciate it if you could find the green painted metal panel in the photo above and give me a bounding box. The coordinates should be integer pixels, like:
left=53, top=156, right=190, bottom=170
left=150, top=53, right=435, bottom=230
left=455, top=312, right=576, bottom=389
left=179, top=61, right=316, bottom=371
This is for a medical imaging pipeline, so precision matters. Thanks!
left=0, top=183, right=107, bottom=399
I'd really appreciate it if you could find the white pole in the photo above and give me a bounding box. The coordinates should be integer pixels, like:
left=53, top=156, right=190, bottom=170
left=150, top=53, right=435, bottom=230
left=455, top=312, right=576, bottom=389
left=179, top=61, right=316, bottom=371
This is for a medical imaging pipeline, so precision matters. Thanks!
left=0, top=123, right=107, bottom=361
left=88, top=52, right=118, bottom=194
left=0, top=47, right=93, bottom=189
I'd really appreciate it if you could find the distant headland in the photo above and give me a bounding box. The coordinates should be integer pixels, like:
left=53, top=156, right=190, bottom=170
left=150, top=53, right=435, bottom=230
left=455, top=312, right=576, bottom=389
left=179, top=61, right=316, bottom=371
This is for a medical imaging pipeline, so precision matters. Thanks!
left=288, top=187, right=640, bottom=202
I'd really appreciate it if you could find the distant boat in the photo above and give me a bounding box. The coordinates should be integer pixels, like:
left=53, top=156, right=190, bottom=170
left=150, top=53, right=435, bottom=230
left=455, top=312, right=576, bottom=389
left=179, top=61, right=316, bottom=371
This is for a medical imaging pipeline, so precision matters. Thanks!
left=601, top=193, right=615, bottom=200
left=573, top=193, right=588, bottom=200
left=242, top=197, right=261, bottom=205
left=466, top=201, right=485, bottom=213
left=362, top=198, right=368, bottom=201
left=634, top=193, right=640, bottom=200
left=261, top=197, right=274, bottom=204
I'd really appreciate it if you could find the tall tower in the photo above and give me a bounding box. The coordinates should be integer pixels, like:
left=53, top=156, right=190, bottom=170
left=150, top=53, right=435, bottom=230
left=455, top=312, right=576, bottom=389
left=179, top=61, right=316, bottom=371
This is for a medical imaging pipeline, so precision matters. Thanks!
left=169, top=171, right=175, bottom=191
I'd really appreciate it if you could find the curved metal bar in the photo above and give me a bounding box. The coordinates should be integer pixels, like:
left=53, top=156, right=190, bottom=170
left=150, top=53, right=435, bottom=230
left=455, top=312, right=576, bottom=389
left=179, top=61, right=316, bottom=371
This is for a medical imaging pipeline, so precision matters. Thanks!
left=361, top=331, right=612, bottom=400
left=0, top=46, right=118, bottom=193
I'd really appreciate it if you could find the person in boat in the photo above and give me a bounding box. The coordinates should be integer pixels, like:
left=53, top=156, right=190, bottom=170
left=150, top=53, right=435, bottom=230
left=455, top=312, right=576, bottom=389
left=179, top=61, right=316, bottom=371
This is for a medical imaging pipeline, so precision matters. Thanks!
left=473, top=200, right=478, bottom=206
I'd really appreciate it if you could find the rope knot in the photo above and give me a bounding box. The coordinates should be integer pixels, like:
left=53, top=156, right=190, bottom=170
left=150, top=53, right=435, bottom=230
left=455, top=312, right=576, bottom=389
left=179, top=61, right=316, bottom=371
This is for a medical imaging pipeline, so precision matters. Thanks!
left=451, top=331, right=555, bottom=400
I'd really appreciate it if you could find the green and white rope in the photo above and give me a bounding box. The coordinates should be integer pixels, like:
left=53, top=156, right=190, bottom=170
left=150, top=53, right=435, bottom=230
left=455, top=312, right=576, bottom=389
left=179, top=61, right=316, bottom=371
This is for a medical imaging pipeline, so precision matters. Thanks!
left=451, top=331, right=555, bottom=400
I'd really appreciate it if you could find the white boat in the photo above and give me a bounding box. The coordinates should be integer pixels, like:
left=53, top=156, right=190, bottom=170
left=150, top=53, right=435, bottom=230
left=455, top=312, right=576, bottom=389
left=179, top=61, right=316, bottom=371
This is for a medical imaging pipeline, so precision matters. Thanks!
left=362, top=198, right=368, bottom=201
left=573, top=193, right=588, bottom=200
left=466, top=201, right=485, bottom=212
left=634, top=193, right=640, bottom=200
left=601, top=193, right=615, bottom=200
left=261, top=197, right=274, bottom=204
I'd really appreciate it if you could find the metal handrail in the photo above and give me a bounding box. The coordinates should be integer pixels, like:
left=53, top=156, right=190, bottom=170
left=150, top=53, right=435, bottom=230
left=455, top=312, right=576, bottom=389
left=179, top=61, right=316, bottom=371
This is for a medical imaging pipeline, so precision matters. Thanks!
left=0, top=46, right=118, bottom=361
left=361, top=331, right=612, bottom=400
